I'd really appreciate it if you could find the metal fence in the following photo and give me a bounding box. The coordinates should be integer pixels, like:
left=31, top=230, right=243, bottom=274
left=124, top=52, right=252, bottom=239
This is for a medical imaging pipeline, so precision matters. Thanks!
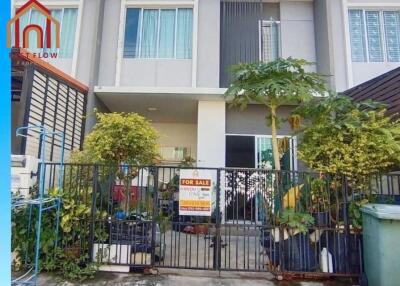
left=39, top=164, right=400, bottom=278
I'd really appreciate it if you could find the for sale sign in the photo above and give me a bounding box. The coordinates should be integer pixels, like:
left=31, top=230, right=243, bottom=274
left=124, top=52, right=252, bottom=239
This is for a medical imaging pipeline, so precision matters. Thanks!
left=179, top=169, right=216, bottom=216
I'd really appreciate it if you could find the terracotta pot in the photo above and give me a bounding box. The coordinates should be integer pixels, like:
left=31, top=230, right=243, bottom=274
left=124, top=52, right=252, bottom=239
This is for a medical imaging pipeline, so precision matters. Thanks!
left=194, top=224, right=209, bottom=234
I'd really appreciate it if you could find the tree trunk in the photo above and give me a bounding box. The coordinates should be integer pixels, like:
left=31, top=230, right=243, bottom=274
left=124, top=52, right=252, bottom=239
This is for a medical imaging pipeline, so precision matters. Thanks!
left=270, top=106, right=281, bottom=171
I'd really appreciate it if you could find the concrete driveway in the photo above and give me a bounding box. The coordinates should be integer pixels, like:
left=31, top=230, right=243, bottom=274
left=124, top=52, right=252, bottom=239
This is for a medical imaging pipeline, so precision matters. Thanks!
left=38, top=269, right=356, bottom=286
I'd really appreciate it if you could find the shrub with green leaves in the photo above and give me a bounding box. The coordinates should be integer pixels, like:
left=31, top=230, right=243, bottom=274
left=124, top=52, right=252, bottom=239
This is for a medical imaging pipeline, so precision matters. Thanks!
left=74, top=112, right=159, bottom=165
left=295, top=95, right=400, bottom=228
left=295, top=95, right=400, bottom=189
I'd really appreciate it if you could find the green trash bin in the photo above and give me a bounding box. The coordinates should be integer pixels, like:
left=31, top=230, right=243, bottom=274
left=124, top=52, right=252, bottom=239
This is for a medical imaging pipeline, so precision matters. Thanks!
left=361, top=204, right=400, bottom=286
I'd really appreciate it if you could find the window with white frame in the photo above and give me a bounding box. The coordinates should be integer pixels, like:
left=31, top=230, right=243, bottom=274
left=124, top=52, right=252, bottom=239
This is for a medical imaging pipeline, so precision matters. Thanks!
left=12, top=8, right=78, bottom=58
left=349, top=9, right=400, bottom=62
left=260, top=20, right=280, bottom=63
left=123, top=8, right=193, bottom=59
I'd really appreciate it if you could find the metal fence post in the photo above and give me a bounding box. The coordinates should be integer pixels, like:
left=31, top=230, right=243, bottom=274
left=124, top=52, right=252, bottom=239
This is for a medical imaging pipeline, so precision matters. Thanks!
left=88, top=164, right=98, bottom=262
left=151, top=167, right=159, bottom=267
left=213, top=169, right=222, bottom=271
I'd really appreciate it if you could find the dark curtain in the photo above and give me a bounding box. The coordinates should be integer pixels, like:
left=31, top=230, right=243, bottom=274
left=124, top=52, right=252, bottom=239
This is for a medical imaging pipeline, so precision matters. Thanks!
left=220, top=0, right=263, bottom=87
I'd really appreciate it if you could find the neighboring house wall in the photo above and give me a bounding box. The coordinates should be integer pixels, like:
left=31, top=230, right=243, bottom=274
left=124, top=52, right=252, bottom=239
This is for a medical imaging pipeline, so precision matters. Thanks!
left=345, top=67, right=400, bottom=119
left=13, top=0, right=84, bottom=81
left=316, top=0, right=400, bottom=92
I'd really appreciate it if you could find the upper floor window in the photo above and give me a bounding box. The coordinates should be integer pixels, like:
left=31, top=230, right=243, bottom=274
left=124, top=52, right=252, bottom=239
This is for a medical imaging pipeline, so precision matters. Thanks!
left=260, top=20, right=280, bottom=62
left=123, top=8, right=193, bottom=59
left=12, top=7, right=78, bottom=58
left=349, top=9, right=400, bottom=62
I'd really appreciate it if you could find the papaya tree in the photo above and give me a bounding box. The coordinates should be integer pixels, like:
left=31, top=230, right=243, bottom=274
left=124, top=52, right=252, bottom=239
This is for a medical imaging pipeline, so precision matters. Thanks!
left=225, top=58, right=327, bottom=170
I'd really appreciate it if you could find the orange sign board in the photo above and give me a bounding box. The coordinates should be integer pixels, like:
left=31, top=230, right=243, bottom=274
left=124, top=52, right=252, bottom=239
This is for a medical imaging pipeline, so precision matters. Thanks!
left=179, top=169, right=216, bottom=216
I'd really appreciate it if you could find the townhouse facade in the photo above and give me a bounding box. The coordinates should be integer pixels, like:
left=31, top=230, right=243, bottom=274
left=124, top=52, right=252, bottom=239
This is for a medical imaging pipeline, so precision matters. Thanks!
left=11, top=0, right=400, bottom=169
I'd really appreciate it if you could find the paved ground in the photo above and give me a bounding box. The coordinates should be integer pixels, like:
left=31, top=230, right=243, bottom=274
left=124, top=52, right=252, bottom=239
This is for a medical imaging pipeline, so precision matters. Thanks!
left=38, top=269, right=356, bottom=286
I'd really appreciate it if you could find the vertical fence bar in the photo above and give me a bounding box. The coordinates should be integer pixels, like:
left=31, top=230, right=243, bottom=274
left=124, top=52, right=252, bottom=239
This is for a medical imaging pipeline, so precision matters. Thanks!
left=88, top=164, right=98, bottom=262
left=213, top=169, right=222, bottom=271
left=151, top=166, right=159, bottom=267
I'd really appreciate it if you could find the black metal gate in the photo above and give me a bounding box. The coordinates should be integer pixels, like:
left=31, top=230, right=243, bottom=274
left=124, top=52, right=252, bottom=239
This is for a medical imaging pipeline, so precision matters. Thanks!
left=42, top=164, right=400, bottom=277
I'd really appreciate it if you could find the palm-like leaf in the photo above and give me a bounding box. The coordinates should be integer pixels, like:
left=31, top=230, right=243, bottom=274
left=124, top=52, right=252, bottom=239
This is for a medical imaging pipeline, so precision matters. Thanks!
left=225, top=58, right=328, bottom=170
left=226, top=58, right=327, bottom=109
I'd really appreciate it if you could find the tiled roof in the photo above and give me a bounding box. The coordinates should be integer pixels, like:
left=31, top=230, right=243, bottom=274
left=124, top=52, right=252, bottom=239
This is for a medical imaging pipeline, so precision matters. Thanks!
left=344, top=67, right=400, bottom=119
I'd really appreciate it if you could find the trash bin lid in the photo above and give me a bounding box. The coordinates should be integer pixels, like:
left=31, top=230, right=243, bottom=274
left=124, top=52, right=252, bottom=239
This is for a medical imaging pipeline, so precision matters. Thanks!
left=361, top=204, right=400, bottom=220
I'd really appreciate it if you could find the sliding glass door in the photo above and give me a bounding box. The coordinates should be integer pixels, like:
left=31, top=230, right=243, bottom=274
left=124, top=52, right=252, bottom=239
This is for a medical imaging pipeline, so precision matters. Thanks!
left=256, top=136, right=297, bottom=171
left=225, top=135, right=297, bottom=223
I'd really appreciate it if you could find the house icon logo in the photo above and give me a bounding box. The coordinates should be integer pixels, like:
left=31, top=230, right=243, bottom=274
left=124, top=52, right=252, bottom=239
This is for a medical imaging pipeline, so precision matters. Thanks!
left=6, top=0, right=60, bottom=50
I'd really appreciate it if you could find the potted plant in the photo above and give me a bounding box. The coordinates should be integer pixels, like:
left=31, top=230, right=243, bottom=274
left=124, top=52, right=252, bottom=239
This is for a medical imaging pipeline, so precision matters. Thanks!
left=193, top=217, right=210, bottom=235
left=293, top=96, right=400, bottom=274
left=308, top=176, right=330, bottom=227
left=278, top=208, right=317, bottom=272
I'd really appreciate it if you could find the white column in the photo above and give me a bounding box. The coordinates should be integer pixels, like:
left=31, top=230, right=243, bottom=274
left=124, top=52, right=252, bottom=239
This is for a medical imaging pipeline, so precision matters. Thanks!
left=197, top=101, right=225, bottom=168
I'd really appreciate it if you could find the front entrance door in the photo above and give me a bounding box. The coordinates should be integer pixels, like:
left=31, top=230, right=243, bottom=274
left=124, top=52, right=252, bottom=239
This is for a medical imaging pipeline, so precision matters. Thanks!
left=225, top=136, right=255, bottom=221
left=225, top=135, right=297, bottom=223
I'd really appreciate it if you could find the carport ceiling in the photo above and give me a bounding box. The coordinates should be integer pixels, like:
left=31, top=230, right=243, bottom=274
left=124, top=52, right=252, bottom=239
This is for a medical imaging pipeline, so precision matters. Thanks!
left=96, top=92, right=200, bottom=123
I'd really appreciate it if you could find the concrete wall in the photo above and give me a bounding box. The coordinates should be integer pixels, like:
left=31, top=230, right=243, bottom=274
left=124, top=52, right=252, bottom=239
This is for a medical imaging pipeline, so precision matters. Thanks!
left=120, top=59, right=192, bottom=87
left=226, top=105, right=295, bottom=136
left=197, top=0, right=220, bottom=88
left=97, top=0, right=121, bottom=86
left=75, top=0, right=101, bottom=86
left=197, top=101, right=226, bottom=168
left=314, top=0, right=334, bottom=87
left=96, top=0, right=221, bottom=88
left=280, top=1, right=316, bottom=69
left=152, top=123, right=197, bottom=159
left=313, top=0, right=350, bottom=91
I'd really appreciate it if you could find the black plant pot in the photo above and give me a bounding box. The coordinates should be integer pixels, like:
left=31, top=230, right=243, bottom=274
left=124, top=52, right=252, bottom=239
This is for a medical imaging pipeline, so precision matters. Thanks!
left=326, top=232, right=362, bottom=274
left=261, top=230, right=317, bottom=272
left=260, top=231, right=280, bottom=267
left=282, top=233, right=318, bottom=272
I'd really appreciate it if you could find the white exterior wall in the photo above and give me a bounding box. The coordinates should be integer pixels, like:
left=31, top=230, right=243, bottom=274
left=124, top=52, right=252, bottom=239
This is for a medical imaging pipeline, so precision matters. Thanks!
left=152, top=122, right=198, bottom=160
left=197, top=101, right=225, bottom=168
left=120, top=60, right=192, bottom=87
